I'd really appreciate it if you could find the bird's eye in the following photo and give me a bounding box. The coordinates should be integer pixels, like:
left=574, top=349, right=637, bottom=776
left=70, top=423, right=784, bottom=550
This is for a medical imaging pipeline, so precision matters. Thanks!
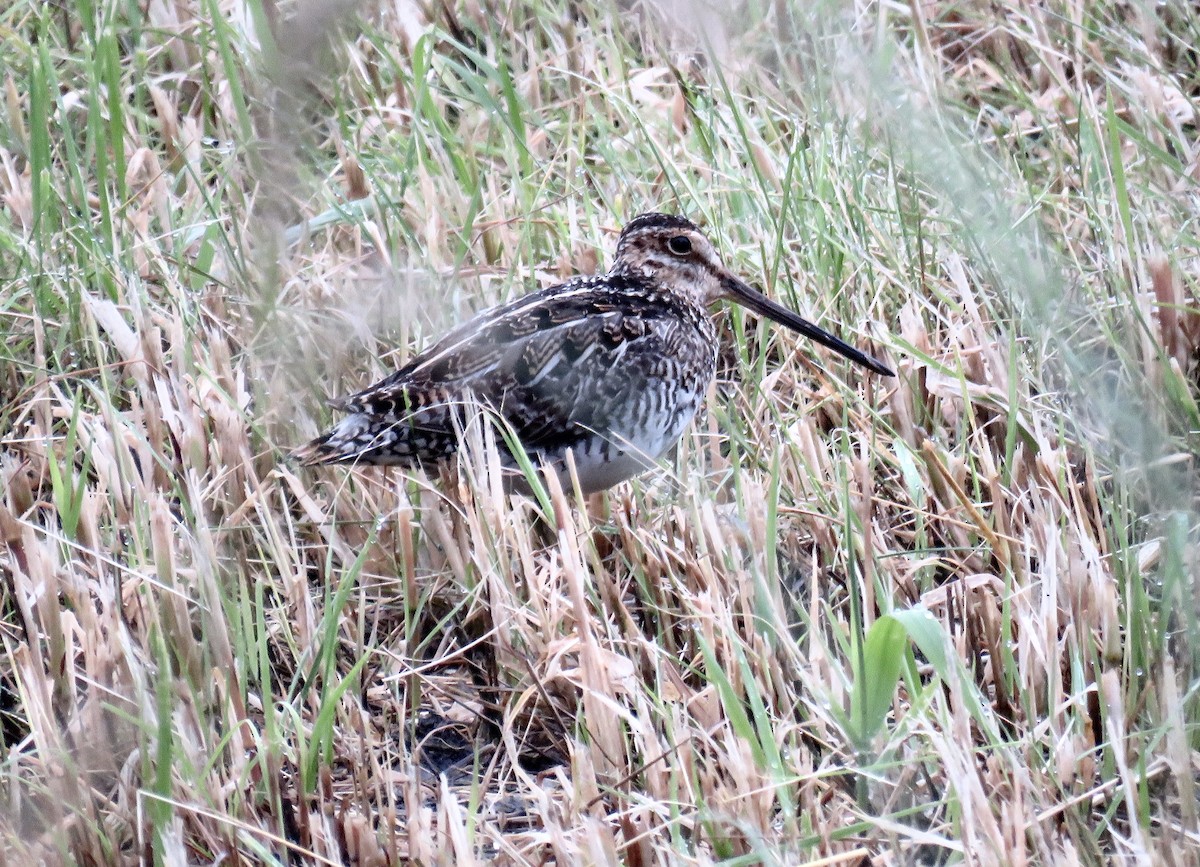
left=666, top=235, right=692, bottom=256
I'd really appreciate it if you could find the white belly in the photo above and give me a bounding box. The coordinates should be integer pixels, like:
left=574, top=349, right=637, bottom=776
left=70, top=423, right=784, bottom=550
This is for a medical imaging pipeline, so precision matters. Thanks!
left=565, top=387, right=702, bottom=493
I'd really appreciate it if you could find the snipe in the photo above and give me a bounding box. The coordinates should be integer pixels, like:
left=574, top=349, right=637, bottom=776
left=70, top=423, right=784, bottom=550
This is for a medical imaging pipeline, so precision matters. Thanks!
left=293, top=213, right=892, bottom=493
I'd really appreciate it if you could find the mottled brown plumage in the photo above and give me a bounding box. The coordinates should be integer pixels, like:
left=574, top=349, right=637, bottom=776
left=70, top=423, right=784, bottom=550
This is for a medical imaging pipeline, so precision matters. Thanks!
left=292, top=213, right=892, bottom=492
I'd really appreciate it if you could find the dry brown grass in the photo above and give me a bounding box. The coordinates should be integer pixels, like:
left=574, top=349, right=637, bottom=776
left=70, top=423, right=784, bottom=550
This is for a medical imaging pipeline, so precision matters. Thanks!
left=2, top=0, right=1198, bottom=864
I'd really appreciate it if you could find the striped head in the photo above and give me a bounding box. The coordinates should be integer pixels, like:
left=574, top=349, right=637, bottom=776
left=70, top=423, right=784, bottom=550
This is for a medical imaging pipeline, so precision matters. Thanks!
left=611, top=213, right=729, bottom=305
left=610, top=213, right=894, bottom=376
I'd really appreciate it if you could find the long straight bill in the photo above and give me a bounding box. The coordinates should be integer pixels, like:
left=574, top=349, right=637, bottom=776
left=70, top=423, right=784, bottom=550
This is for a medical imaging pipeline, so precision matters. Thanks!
left=723, top=277, right=894, bottom=376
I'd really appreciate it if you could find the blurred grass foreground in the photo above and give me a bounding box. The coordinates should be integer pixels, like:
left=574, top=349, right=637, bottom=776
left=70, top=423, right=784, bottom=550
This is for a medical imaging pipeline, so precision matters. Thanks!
left=1, top=0, right=1198, bottom=863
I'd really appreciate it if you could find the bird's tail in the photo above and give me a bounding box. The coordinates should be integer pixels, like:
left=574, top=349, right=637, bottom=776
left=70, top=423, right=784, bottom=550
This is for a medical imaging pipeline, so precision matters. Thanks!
left=289, top=433, right=340, bottom=466
left=289, top=413, right=411, bottom=466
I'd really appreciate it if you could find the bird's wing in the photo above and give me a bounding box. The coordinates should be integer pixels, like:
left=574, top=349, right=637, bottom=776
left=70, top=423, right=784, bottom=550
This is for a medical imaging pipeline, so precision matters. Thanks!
left=330, top=277, right=700, bottom=455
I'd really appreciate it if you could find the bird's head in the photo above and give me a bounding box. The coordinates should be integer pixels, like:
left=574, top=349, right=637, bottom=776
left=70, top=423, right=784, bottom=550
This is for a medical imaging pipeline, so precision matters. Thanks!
left=612, top=213, right=894, bottom=376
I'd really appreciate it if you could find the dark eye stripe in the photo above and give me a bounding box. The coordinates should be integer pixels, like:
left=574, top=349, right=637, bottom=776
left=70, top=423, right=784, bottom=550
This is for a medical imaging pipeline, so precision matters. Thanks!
left=667, top=235, right=692, bottom=256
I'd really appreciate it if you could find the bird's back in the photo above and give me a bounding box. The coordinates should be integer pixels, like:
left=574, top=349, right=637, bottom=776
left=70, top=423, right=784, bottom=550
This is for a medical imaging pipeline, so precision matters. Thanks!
left=293, top=272, right=719, bottom=491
